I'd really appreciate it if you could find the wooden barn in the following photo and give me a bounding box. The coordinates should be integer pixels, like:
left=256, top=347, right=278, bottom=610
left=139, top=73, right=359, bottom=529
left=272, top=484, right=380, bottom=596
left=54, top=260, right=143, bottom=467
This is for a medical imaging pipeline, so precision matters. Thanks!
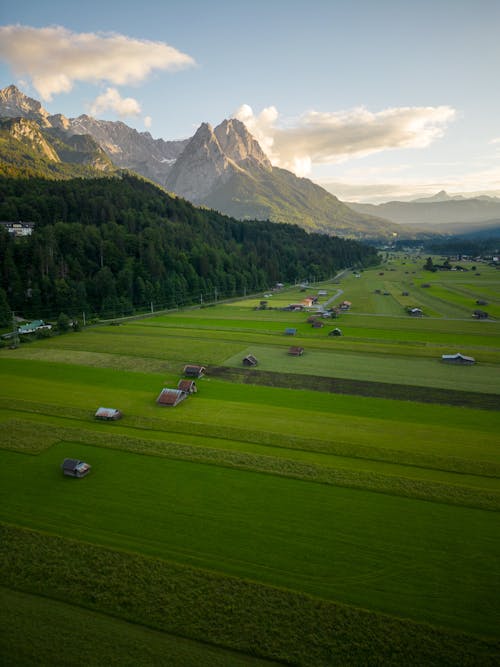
left=329, top=328, right=342, bottom=336
left=156, top=388, right=188, bottom=407
left=442, top=353, right=475, bottom=365
left=312, top=320, right=324, bottom=328
left=61, top=458, right=91, bottom=478
left=243, top=354, right=258, bottom=367
left=408, top=307, right=423, bottom=317
left=95, top=407, right=122, bottom=420
left=183, top=364, right=206, bottom=378
left=284, top=328, right=297, bottom=336
left=177, top=379, right=197, bottom=393
left=473, top=310, right=488, bottom=319
left=288, top=346, right=304, bottom=356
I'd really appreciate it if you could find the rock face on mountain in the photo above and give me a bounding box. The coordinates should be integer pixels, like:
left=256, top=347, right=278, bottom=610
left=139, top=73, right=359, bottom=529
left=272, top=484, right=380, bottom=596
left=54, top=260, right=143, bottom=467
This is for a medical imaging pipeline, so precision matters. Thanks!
left=69, top=115, right=188, bottom=184
left=165, top=119, right=272, bottom=203
left=0, top=84, right=52, bottom=126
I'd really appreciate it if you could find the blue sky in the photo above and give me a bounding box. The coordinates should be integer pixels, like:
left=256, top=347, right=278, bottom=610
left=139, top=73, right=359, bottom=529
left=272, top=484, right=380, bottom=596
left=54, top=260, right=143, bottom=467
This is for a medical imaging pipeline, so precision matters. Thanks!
left=1, top=0, right=499, bottom=201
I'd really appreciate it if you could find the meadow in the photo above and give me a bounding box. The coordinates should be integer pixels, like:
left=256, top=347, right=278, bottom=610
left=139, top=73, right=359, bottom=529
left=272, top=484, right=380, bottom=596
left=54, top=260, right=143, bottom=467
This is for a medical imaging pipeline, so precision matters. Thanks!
left=1, top=253, right=499, bottom=665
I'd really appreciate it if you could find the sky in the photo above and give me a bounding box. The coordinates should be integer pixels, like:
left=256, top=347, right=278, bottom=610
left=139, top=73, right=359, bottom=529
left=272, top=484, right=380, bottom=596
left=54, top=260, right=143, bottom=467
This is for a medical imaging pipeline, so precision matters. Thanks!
left=0, top=0, right=499, bottom=202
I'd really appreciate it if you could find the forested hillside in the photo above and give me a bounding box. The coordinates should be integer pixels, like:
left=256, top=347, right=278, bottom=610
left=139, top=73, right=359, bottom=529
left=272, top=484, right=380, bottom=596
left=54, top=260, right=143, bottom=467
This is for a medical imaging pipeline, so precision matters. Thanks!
left=0, top=174, right=378, bottom=322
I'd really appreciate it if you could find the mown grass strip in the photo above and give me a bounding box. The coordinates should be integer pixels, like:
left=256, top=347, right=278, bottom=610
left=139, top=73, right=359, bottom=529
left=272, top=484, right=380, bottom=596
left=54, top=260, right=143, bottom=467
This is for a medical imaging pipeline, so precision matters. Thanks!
left=210, top=365, right=500, bottom=408
left=2, top=417, right=498, bottom=510
left=0, top=587, right=272, bottom=667
left=1, top=524, right=498, bottom=667
left=2, top=399, right=500, bottom=481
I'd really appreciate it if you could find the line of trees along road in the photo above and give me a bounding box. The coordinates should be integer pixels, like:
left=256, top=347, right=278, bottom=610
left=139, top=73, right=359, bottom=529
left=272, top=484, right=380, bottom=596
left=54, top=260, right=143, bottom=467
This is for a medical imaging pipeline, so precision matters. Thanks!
left=0, top=174, right=378, bottom=324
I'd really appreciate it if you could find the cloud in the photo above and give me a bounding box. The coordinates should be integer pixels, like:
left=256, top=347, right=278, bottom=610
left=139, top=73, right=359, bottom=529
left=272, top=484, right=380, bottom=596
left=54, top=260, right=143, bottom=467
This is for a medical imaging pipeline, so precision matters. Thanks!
left=90, top=87, right=141, bottom=117
left=234, top=104, right=456, bottom=176
left=144, top=116, right=152, bottom=129
left=0, top=24, right=196, bottom=100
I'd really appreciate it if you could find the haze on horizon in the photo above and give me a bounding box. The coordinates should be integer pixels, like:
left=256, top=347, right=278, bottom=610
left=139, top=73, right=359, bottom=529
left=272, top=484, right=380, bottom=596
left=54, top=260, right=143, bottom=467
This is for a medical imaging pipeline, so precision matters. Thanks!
left=0, top=0, right=498, bottom=203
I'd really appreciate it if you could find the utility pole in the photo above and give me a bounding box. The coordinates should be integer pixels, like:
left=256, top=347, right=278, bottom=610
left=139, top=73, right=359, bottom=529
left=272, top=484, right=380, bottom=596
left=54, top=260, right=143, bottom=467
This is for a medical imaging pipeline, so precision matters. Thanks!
left=11, top=311, right=19, bottom=349
left=82, top=311, right=86, bottom=327
left=150, top=301, right=154, bottom=313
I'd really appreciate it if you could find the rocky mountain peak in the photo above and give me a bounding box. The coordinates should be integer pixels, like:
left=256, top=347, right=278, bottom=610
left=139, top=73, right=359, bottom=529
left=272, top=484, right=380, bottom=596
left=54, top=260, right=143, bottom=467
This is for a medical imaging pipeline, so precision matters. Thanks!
left=0, top=84, right=51, bottom=126
left=214, top=118, right=271, bottom=169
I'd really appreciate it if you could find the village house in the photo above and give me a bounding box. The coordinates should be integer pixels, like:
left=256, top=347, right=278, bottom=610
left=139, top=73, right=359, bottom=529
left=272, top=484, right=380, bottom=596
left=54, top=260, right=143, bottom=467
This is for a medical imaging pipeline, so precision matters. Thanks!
left=0, top=221, right=35, bottom=237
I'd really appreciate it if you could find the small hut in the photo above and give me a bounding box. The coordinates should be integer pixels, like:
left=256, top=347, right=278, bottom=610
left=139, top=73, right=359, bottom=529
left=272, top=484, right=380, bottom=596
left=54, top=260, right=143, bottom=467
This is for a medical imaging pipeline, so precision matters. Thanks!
left=441, top=353, right=475, bottom=365
left=61, top=458, right=91, bottom=478
left=243, top=354, right=258, bottom=367
left=312, top=320, right=324, bottom=328
left=288, top=346, right=304, bottom=356
left=473, top=310, right=488, bottom=319
left=156, top=388, right=188, bottom=407
left=183, top=364, right=206, bottom=378
left=329, top=328, right=342, bottom=336
left=95, top=407, right=122, bottom=421
left=408, top=307, right=423, bottom=317
left=177, top=379, right=197, bottom=393
left=284, top=327, right=297, bottom=336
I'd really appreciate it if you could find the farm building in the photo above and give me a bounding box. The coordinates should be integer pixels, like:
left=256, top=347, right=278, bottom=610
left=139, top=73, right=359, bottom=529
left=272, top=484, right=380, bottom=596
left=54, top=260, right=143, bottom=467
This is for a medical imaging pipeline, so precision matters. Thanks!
left=408, top=308, right=423, bottom=317
left=476, top=299, right=488, bottom=306
left=177, top=379, right=197, bottom=393
left=312, top=320, right=324, bottom=328
left=441, top=353, right=475, bottom=365
left=156, top=388, right=188, bottom=407
left=18, top=319, right=51, bottom=334
left=61, top=458, right=91, bottom=478
left=473, top=310, right=488, bottom=319
left=243, top=354, right=258, bottom=367
left=302, top=297, right=315, bottom=307
left=339, top=300, right=352, bottom=310
left=329, top=328, right=342, bottom=336
left=284, top=328, right=297, bottom=335
left=288, top=346, right=304, bottom=356
left=95, top=407, right=122, bottom=420
left=183, top=364, right=206, bottom=378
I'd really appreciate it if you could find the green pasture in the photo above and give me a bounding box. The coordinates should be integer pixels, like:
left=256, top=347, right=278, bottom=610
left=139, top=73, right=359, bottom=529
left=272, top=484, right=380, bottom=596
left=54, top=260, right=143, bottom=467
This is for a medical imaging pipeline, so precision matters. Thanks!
left=1, top=443, right=499, bottom=637
left=0, top=587, right=270, bottom=667
left=1, top=253, right=499, bottom=664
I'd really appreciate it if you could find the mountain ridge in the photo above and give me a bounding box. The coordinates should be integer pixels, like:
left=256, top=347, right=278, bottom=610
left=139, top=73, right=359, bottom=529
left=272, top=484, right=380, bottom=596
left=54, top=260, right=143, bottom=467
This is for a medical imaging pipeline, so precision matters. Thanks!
left=0, top=84, right=399, bottom=238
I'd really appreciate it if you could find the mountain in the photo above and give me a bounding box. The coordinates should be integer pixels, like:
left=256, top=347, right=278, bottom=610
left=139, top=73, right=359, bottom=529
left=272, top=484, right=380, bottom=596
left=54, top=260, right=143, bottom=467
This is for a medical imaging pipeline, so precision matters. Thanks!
left=347, top=195, right=500, bottom=228
left=410, top=190, right=465, bottom=203
left=0, top=84, right=399, bottom=238
left=165, top=119, right=398, bottom=238
left=68, top=115, right=188, bottom=185
left=0, top=116, right=114, bottom=178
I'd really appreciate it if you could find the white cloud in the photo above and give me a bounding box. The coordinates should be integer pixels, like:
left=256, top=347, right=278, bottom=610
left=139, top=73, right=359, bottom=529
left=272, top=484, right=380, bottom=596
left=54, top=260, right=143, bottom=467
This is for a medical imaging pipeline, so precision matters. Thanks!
left=0, top=24, right=196, bottom=101
left=234, top=104, right=456, bottom=176
left=90, top=87, right=141, bottom=117
left=144, top=116, right=152, bottom=129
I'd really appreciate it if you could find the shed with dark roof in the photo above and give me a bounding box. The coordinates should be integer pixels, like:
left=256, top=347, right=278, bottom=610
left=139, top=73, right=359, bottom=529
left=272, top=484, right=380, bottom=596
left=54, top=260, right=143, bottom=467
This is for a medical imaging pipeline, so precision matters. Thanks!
left=243, top=354, right=258, bottom=366
left=61, top=458, right=91, bottom=478
left=183, top=364, right=206, bottom=378
left=288, top=346, right=304, bottom=356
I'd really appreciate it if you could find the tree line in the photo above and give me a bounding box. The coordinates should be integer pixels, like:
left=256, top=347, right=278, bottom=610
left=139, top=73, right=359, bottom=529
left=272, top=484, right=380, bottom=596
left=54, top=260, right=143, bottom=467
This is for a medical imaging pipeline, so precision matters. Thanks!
left=0, top=173, right=379, bottom=326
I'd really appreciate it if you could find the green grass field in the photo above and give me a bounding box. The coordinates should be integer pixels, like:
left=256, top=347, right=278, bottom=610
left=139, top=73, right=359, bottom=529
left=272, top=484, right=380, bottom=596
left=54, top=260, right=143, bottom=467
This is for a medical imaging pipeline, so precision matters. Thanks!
left=1, top=252, right=499, bottom=665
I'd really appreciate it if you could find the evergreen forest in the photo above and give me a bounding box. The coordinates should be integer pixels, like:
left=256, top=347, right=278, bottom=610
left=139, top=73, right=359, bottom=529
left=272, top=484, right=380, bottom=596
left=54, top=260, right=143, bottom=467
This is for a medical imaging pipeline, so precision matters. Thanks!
left=0, top=173, right=378, bottom=324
